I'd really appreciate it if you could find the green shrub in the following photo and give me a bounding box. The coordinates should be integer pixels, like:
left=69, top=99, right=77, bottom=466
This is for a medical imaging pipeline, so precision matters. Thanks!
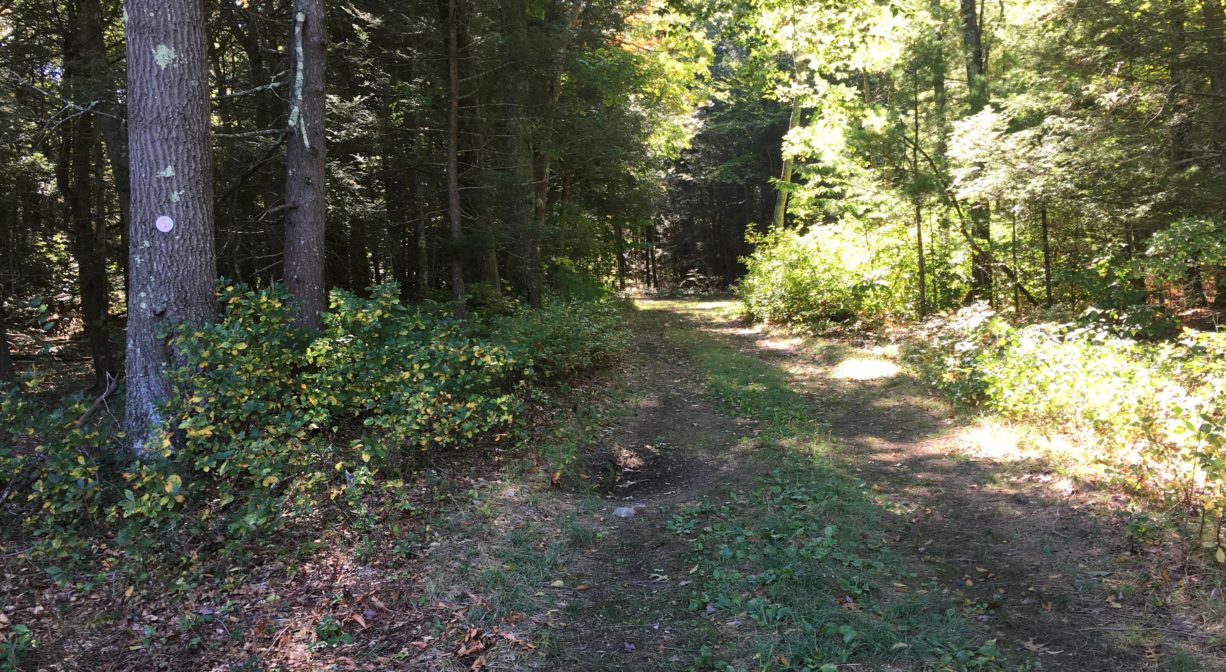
left=736, top=227, right=896, bottom=328
left=0, top=388, right=108, bottom=563
left=0, top=283, right=627, bottom=567
left=904, top=306, right=1226, bottom=556
left=487, top=298, right=629, bottom=380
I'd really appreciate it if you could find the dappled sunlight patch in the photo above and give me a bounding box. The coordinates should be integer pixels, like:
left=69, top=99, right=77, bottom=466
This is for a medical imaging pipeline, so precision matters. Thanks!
left=756, top=335, right=804, bottom=352
left=948, top=419, right=1109, bottom=489
left=831, top=357, right=900, bottom=381
left=691, top=300, right=738, bottom=314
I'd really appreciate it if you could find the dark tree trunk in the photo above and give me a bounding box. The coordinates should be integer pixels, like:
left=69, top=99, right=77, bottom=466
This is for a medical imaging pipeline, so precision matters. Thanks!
left=615, top=222, right=627, bottom=291
left=442, top=0, right=467, bottom=319
left=528, top=148, right=549, bottom=307
left=77, top=0, right=131, bottom=297
left=1165, top=0, right=1193, bottom=170
left=959, top=0, right=992, bottom=302
left=59, top=2, right=115, bottom=392
left=413, top=139, right=431, bottom=301
left=124, top=0, right=218, bottom=457
left=349, top=219, right=371, bottom=292
left=1041, top=206, right=1053, bottom=307
left=0, top=319, right=14, bottom=384
left=500, top=1, right=536, bottom=305
left=284, top=0, right=328, bottom=328
left=1206, top=0, right=1226, bottom=150
left=57, top=120, right=115, bottom=391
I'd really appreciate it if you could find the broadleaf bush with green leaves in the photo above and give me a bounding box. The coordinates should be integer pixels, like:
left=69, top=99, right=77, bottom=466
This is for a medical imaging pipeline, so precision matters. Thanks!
left=903, top=305, right=1226, bottom=557
left=736, top=226, right=904, bottom=329
left=0, top=282, right=627, bottom=568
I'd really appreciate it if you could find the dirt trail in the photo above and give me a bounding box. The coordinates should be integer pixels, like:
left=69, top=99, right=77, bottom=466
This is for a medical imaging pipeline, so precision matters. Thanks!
left=534, top=299, right=1221, bottom=671
left=537, top=308, right=756, bottom=670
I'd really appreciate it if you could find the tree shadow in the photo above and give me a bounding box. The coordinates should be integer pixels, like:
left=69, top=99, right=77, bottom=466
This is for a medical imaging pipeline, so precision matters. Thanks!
left=637, top=297, right=1221, bottom=672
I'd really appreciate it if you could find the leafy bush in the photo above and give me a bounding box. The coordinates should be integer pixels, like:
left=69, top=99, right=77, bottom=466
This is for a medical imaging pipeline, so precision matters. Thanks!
left=904, top=306, right=1226, bottom=556
left=486, top=298, right=629, bottom=380
left=736, top=227, right=897, bottom=328
left=0, top=389, right=108, bottom=563
left=0, top=283, right=627, bottom=565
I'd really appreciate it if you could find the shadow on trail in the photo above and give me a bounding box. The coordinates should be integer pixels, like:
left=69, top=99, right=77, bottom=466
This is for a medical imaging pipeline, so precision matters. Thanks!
left=634, top=298, right=1218, bottom=672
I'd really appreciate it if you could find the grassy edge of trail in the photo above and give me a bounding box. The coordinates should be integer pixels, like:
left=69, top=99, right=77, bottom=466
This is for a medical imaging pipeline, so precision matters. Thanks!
left=643, top=299, right=1013, bottom=672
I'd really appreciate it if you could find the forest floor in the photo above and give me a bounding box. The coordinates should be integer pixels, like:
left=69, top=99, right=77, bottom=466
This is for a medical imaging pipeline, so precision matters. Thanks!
left=409, top=297, right=1225, bottom=672
left=14, top=297, right=1224, bottom=671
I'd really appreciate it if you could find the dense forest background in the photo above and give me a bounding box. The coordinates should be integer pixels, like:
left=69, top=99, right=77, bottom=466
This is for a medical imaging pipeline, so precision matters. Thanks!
left=7, top=0, right=1226, bottom=398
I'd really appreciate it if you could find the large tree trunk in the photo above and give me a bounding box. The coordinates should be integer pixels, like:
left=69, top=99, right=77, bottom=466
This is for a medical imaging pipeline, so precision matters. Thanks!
left=442, top=0, right=467, bottom=319
left=959, top=0, right=992, bottom=303
left=1208, top=0, right=1226, bottom=310
left=500, top=1, right=537, bottom=305
left=124, top=0, right=218, bottom=457
left=284, top=0, right=328, bottom=328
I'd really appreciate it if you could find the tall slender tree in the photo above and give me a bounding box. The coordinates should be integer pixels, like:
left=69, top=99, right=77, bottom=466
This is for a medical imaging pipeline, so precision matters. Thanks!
left=442, top=0, right=467, bottom=319
left=123, top=0, right=218, bottom=456
left=284, top=0, right=328, bottom=329
left=959, top=0, right=992, bottom=302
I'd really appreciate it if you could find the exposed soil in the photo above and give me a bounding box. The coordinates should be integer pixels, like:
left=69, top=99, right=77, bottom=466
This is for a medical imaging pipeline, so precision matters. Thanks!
left=536, top=299, right=1224, bottom=671
left=537, top=309, right=757, bottom=670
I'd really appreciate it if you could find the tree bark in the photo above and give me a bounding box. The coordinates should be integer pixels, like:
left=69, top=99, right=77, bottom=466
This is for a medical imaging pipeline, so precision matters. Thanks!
left=57, top=0, right=117, bottom=391
left=1041, top=206, right=1053, bottom=307
left=76, top=0, right=131, bottom=296
left=57, top=120, right=115, bottom=391
left=771, top=99, right=802, bottom=230
left=911, top=67, right=926, bottom=318
left=959, top=0, right=992, bottom=302
left=414, top=136, right=431, bottom=301
left=124, top=0, right=218, bottom=457
left=1205, top=0, right=1226, bottom=150
left=284, top=0, right=328, bottom=328
left=1168, top=0, right=1192, bottom=167
left=443, top=0, right=467, bottom=319
left=0, top=318, right=14, bottom=384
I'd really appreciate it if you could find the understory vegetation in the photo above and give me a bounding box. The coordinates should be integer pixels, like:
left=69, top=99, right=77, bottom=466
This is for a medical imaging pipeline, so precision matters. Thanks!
left=904, top=307, right=1226, bottom=556
left=0, top=286, right=627, bottom=576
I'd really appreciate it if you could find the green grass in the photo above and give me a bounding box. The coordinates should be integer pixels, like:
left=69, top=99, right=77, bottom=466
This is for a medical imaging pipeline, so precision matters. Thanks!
left=639, top=300, right=1008, bottom=671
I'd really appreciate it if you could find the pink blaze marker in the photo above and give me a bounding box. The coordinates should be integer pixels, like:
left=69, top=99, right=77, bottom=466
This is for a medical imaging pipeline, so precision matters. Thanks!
left=155, top=215, right=175, bottom=233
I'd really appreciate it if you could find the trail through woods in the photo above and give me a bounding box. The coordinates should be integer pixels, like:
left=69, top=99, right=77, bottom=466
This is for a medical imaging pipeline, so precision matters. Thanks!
left=452, top=298, right=1222, bottom=671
